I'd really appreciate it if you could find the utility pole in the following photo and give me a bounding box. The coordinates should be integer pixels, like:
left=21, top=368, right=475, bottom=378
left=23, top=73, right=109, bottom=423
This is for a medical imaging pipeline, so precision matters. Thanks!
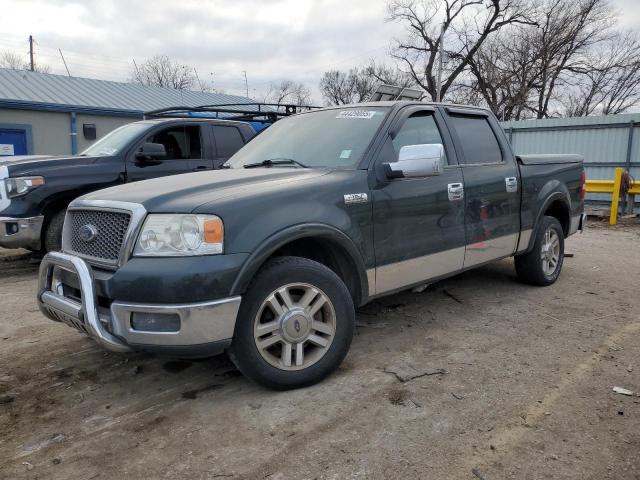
left=59, top=49, right=71, bottom=77
left=435, top=22, right=445, bottom=102
left=29, top=35, right=34, bottom=72
left=242, top=70, right=249, bottom=98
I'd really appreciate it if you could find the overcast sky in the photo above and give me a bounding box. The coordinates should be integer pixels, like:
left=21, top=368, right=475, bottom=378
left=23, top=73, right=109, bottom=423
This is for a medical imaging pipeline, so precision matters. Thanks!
left=1, top=0, right=639, bottom=102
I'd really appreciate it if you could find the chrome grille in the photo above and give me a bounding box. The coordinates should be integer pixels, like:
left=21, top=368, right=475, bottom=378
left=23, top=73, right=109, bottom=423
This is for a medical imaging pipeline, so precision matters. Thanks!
left=66, top=210, right=131, bottom=263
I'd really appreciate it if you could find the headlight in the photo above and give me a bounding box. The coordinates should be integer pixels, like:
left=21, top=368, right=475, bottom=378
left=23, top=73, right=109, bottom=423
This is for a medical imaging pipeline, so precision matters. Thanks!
left=5, top=176, right=45, bottom=198
left=133, top=214, right=224, bottom=257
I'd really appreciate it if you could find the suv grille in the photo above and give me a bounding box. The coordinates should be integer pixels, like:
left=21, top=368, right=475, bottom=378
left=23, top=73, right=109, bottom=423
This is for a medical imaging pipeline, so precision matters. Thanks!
left=66, top=210, right=131, bottom=264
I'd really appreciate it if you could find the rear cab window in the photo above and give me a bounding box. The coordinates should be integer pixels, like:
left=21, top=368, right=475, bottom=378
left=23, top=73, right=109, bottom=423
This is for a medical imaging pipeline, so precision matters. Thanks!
left=448, top=114, right=502, bottom=165
left=213, top=126, right=245, bottom=157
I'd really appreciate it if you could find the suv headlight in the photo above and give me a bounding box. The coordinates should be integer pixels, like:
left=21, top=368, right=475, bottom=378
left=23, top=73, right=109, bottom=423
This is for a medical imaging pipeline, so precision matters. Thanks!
left=5, top=176, right=45, bottom=198
left=133, top=214, right=224, bottom=257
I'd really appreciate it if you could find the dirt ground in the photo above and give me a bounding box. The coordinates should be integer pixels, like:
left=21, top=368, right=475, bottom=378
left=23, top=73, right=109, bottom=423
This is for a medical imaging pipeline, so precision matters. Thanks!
left=1, top=221, right=639, bottom=480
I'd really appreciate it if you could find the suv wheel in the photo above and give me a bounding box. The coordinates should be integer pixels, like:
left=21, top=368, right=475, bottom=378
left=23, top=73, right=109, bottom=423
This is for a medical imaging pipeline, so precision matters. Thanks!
left=515, top=216, right=565, bottom=286
left=229, top=256, right=355, bottom=390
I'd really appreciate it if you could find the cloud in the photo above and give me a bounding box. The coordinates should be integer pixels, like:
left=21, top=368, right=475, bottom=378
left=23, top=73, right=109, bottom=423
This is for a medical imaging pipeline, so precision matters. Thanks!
left=0, top=0, right=403, bottom=100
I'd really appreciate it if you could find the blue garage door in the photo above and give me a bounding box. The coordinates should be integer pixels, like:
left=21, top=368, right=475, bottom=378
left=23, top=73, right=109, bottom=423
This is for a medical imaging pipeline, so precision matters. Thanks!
left=0, top=129, right=28, bottom=156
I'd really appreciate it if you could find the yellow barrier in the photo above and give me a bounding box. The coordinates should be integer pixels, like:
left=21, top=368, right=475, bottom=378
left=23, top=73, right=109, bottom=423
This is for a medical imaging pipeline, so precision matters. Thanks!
left=585, top=167, right=638, bottom=225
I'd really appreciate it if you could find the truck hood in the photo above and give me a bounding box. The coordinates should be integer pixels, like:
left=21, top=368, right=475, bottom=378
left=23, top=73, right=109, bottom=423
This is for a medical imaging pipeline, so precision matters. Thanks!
left=78, top=168, right=331, bottom=213
left=1, top=154, right=105, bottom=174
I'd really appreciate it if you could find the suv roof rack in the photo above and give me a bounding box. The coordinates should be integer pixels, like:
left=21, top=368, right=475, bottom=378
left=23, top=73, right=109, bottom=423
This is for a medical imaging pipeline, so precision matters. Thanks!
left=368, top=84, right=425, bottom=102
left=144, top=102, right=321, bottom=124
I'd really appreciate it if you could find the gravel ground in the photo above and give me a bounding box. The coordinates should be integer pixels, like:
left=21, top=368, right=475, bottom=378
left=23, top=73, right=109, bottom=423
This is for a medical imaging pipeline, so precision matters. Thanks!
left=0, top=222, right=639, bottom=480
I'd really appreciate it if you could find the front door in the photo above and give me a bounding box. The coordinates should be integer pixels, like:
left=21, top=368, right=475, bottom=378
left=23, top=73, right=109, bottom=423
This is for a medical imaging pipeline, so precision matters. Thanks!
left=371, top=108, right=466, bottom=296
left=443, top=109, right=520, bottom=268
left=127, top=124, right=209, bottom=181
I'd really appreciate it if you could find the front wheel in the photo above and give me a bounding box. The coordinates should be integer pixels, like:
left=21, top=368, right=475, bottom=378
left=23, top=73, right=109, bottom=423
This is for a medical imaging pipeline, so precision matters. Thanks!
left=515, top=216, right=564, bottom=286
left=228, top=256, right=355, bottom=390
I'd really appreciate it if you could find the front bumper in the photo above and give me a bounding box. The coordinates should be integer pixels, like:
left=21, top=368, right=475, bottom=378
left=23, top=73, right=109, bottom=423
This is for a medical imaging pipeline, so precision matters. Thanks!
left=0, top=215, right=44, bottom=249
left=37, top=251, right=241, bottom=356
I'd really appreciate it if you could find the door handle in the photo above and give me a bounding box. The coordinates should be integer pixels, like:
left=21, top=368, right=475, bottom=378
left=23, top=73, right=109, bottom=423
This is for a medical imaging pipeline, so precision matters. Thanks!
left=505, top=177, right=518, bottom=193
left=448, top=183, right=464, bottom=201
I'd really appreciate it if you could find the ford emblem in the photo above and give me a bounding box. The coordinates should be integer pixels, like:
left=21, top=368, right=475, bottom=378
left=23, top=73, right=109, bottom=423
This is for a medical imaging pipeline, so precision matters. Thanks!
left=78, top=224, right=99, bottom=243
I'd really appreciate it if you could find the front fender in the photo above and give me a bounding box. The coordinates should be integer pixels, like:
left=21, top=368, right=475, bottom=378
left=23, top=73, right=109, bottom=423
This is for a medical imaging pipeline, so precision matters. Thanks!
left=229, top=223, right=369, bottom=304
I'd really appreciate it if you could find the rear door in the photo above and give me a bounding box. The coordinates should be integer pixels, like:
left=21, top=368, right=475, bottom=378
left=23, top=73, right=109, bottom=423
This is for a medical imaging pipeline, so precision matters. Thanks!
left=443, top=108, right=520, bottom=268
left=211, top=125, right=246, bottom=168
left=371, top=107, right=466, bottom=296
left=127, top=124, right=207, bottom=181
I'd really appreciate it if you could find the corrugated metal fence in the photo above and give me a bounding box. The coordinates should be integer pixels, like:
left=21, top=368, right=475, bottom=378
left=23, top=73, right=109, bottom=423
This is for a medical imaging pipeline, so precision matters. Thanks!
left=501, top=113, right=640, bottom=206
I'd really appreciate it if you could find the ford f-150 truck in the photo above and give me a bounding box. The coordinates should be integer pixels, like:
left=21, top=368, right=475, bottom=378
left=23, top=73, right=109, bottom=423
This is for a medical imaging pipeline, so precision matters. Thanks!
left=0, top=117, right=256, bottom=252
left=36, top=101, right=586, bottom=390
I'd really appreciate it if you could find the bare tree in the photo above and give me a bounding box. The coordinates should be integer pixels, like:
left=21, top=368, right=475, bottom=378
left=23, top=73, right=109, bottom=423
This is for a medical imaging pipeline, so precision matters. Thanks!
left=263, top=80, right=313, bottom=106
left=462, top=0, right=634, bottom=119
left=562, top=32, right=640, bottom=116
left=0, top=50, right=50, bottom=73
left=319, top=69, right=360, bottom=105
left=319, top=64, right=414, bottom=105
left=132, top=55, right=196, bottom=90
left=530, top=0, right=614, bottom=118
left=388, top=0, right=535, bottom=101
left=465, top=28, right=542, bottom=119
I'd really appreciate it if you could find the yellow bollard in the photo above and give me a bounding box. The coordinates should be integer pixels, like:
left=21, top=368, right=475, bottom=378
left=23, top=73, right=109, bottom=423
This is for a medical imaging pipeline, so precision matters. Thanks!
left=610, top=167, right=623, bottom=225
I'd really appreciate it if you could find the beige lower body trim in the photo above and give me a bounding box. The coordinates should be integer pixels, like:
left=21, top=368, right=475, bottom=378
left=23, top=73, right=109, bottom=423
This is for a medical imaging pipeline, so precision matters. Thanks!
left=516, top=229, right=533, bottom=253
left=369, top=232, right=526, bottom=297
left=569, top=214, right=581, bottom=235
left=372, top=246, right=465, bottom=296
left=463, top=232, right=519, bottom=268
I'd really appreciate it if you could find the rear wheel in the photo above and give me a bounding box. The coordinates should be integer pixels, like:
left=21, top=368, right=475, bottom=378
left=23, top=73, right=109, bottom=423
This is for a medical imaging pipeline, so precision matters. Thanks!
left=229, top=256, right=355, bottom=390
left=43, top=209, right=66, bottom=252
left=515, top=216, right=564, bottom=286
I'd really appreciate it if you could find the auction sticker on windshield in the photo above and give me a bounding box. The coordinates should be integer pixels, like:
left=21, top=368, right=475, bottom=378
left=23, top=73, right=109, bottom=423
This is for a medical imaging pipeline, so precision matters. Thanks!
left=336, top=110, right=377, bottom=119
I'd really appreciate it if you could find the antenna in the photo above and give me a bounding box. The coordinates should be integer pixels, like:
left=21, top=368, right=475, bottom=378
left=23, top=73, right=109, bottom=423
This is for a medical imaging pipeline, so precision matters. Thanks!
left=194, top=68, right=204, bottom=92
left=29, top=35, right=34, bottom=71
left=242, top=70, right=249, bottom=98
left=59, top=49, right=71, bottom=77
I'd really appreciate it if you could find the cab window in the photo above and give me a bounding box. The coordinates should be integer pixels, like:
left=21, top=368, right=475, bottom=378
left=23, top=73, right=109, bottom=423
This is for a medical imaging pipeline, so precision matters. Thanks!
left=146, top=126, right=202, bottom=160
left=392, top=112, right=448, bottom=164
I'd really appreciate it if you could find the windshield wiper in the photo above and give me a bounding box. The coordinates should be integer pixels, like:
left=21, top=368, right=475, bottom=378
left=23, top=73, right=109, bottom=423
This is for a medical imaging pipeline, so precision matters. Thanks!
left=243, top=158, right=308, bottom=169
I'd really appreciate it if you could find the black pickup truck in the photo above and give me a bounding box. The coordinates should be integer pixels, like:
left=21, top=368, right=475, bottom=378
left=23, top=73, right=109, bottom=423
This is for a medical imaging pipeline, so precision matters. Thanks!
left=37, top=101, right=586, bottom=390
left=0, top=117, right=256, bottom=252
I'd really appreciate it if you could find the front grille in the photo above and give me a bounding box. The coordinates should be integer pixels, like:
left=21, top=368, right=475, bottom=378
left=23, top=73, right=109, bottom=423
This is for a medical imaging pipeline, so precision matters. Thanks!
left=66, top=210, right=131, bottom=264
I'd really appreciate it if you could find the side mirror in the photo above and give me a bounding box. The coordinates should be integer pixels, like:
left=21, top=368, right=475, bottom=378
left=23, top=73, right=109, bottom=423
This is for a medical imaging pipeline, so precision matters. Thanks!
left=135, top=142, right=167, bottom=161
left=384, top=143, right=444, bottom=179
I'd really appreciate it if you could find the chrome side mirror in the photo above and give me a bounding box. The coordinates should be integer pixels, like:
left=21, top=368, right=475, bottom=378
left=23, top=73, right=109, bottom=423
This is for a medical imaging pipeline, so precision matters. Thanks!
left=384, top=143, right=444, bottom=179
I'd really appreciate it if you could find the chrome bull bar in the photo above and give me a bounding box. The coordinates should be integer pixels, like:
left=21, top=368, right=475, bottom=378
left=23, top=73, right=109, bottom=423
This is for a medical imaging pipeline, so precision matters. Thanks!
left=38, top=251, right=131, bottom=353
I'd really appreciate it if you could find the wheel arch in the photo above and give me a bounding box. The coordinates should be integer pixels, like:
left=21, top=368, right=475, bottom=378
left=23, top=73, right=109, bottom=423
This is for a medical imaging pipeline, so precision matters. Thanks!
left=230, top=224, right=369, bottom=306
left=525, top=189, right=571, bottom=252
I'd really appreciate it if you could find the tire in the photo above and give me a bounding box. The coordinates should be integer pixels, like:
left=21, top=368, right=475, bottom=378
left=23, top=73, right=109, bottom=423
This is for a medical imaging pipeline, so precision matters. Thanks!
left=515, top=216, right=564, bottom=286
left=43, top=209, right=66, bottom=252
left=228, top=256, right=355, bottom=390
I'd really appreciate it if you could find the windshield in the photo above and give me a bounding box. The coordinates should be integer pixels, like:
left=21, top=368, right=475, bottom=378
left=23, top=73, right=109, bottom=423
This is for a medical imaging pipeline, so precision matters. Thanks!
left=80, top=123, right=150, bottom=156
left=226, top=106, right=389, bottom=169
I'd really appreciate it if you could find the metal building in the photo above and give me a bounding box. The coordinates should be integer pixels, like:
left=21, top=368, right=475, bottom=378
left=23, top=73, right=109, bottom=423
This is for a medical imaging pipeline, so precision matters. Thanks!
left=502, top=114, right=640, bottom=207
left=0, top=68, right=255, bottom=156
